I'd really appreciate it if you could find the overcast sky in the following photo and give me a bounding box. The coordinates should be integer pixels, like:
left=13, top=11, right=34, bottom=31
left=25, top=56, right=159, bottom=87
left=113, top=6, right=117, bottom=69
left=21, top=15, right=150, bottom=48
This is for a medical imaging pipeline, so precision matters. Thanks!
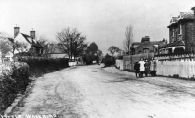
left=0, top=0, right=195, bottom=53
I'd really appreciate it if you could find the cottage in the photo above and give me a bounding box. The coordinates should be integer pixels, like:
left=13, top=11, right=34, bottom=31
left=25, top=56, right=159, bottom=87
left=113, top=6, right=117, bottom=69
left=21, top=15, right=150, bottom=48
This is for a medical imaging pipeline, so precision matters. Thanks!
left=13, top=27, right=43, bottom=55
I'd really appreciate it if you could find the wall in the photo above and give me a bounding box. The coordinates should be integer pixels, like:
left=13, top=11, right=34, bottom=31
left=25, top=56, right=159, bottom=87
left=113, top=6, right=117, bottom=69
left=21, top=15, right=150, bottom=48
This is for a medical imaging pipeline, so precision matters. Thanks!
left=185, top=22, right=195, bottom=51
left=156, top=60, right=195, bottom=78
left=49, top=53, right=69, bottom=58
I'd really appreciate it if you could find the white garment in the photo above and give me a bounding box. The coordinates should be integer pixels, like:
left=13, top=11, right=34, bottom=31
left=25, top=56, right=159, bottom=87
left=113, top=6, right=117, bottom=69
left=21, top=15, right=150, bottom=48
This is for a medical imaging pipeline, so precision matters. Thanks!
left=139, top=61, right=145, bottom=71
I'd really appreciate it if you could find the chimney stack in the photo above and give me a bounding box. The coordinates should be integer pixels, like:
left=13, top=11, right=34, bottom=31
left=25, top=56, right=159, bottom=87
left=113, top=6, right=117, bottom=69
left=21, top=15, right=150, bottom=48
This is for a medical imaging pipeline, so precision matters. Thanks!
left=30, top=29, right=35, bottom=39
left=14, top=26, right=20, bottom=38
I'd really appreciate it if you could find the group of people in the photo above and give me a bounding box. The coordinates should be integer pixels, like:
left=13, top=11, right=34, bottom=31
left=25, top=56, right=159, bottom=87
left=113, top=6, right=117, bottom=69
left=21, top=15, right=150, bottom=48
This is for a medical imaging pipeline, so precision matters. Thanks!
left=134, top=57, right=157, bottom=78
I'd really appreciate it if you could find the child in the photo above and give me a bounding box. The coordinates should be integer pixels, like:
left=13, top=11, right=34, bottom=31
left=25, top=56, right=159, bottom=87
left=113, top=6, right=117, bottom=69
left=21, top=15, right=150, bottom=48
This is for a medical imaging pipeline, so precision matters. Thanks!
left=134, top=62, right=140, bottom=78
left=139, top=58, right=145, bottom=78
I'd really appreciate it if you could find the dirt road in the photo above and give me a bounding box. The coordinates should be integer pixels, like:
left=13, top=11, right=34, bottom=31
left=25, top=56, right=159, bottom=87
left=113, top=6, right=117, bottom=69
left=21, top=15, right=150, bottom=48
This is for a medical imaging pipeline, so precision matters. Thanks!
left=11, top=65, right=195, bottom=118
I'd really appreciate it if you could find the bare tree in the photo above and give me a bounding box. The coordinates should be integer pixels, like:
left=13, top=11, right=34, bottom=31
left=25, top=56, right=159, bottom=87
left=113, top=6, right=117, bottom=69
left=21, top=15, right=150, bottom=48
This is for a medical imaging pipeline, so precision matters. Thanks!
left=14, top=41, right=29, bottom=53
left=108, top=46, right=120, bottom=56
left=56, top=28, right=87, bottom=61
left=124, top=24, right=133, bottom=55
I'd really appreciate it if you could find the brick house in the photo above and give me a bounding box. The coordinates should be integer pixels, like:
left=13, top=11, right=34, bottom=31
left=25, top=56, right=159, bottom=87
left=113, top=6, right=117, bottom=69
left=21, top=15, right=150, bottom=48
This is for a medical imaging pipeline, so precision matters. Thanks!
left=159, top=7, right=195, bottom=54
left=131, top=36, right=167, bottom=55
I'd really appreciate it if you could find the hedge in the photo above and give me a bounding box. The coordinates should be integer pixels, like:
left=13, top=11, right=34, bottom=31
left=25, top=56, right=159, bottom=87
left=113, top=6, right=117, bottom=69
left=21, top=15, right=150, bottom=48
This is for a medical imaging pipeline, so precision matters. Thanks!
left=103, top=54, right=115, bottom=67
left=18, top=57, right=69, bottom=77
left=0, top=62, right=29, bottom=114
left=0, top=57, right=69, bottom=114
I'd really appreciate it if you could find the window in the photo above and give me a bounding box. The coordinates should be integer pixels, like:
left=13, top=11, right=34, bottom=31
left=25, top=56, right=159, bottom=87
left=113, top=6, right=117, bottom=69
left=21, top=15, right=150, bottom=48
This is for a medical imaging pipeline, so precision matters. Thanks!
left=179, top=24, right=182, bottom=35
left=172, top=28, right=175, bottom=37
left=143, top=48, right=149, bottom=53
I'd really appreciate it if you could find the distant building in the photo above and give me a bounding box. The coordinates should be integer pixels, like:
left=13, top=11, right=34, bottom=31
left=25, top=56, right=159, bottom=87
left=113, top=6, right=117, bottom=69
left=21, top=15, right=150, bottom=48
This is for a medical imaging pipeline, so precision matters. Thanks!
left=44, top=43, right=69, bottom=58
left=159, top=7, right=195, bottom=54
left=13, top=27, right=43, bottom=55
left=131, top=36, right=167, bottom=55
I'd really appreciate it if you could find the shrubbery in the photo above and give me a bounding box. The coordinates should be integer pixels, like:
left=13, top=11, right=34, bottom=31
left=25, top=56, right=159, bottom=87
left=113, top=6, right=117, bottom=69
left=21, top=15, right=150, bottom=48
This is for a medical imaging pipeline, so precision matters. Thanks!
left=0, top=57, right=69, bottom=113
left=18, top=57, right=69, bottom=77
left=0, top=62, right=29, bottom=113
left=103, top=54, right=115, bottom=67
left=83, top=54, right=98, bottom=65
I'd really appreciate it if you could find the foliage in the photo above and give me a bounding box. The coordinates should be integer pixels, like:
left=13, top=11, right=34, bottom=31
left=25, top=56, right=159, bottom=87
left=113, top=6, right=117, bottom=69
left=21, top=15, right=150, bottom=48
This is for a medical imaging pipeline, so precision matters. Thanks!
left=87, top=42, right=98, bottom=55
left=83, top=53, right=94, bottom=65
left=18, top=57, right=69, bottom=77
left=97, top=50, right=103, bottom=61
left=0, top=40, right=12, bottom=58
left=14, top=41, right=30, bottom=53
left=108, top=46, right=120, bottom=56
left=36, top=37, right=48, bottom=47
left=0, top=62, right=29, bottom=113
left=56, top=28, right=87, bottom=61
left=103, top=53, right=115, bottom=67
left=123, top=24, right=133, bottom=55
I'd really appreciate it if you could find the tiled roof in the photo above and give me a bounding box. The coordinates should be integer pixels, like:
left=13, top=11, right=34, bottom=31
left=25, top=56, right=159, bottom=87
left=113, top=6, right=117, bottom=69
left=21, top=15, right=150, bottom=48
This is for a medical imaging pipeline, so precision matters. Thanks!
left=132, top=42, right=141, bottom=46
left=21, top=33, right=32, bottom=44
left=168, top=12, right=194, bottom=27
left=160, top=40, right=185, bottom=48
left=178, top=12, right=194, bottom=20
left=170, top=17, right=178, bottom=23
left=21, top=33, right=42, bottom=48
left=150, top=41, right=161, bottom=45
left=46, top=44, right=65, bottom=54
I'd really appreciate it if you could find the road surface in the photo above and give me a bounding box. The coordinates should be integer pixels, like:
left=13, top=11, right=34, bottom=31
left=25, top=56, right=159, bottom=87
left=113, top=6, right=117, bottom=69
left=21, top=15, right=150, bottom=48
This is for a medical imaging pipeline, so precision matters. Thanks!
left=11, top=64, right=195, bottom=118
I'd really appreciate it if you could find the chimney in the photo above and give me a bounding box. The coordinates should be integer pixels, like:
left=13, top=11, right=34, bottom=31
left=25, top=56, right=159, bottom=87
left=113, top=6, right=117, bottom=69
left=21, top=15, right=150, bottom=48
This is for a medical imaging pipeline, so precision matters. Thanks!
left=14, top=26, right=20, bottom=38
left=30, top=29, right=35, bottom=39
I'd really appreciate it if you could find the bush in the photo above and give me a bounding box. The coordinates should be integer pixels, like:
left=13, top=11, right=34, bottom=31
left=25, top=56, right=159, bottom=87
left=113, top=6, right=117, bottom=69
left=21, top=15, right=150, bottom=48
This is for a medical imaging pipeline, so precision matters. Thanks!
left=83, top=54, right=96, bottom=65
left=0, top=62, right=29, bottom=113
left=173, top=74, right=179, bottom=78
left=18, top=57, right=69, bottom=77
left=104, top=54, right=115, bottom=67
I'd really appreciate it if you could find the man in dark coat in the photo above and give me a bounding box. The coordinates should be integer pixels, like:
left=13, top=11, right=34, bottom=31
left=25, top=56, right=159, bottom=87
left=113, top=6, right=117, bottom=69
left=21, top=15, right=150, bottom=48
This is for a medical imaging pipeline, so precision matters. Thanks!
left=144, top=59, right=150, bottom=77
left=134, top=62, right=140, bottom=78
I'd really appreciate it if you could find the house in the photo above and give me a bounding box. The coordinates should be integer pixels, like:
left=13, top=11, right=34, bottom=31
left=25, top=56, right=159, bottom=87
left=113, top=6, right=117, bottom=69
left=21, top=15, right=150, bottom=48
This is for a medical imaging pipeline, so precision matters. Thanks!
left=43, top=43, right=69, bottom=58
left=13, top=26, right=43, bottom=55
left=131, top=36, right=167, bottom=55
left=159, top=7, right=195, bottom=54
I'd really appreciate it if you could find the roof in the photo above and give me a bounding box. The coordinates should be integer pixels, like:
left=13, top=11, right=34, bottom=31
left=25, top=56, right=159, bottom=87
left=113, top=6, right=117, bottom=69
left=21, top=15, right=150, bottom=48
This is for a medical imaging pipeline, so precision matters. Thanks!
left=170, top=17, right=178, bottom=24
left=160, top=40, right=185, bottom=48
left=21, top=33, right=42, bottom=48
left=178, top=12, right=194, bottom=20
left=168, top=12, right=194, bottom=27
left=132, top=42, right=141, bottom=46
left=46, top=44, right=66, bottom=54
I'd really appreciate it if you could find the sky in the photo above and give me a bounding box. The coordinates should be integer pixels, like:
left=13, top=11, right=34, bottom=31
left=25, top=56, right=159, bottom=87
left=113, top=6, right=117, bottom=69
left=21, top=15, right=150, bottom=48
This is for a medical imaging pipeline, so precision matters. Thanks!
left=0, top=0, right=195, bottom=54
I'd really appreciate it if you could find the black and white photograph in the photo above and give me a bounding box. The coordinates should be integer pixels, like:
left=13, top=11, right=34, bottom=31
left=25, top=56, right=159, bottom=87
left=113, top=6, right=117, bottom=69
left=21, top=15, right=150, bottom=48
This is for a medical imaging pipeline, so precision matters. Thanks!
left=0, top=0, right=195, bottom=118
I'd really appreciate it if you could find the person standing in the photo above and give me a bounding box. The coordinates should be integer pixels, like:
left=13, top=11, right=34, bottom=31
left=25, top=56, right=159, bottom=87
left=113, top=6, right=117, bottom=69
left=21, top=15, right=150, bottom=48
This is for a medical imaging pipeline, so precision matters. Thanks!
left=144, top=59, right=150, bottom=77
left=134, top=62, right=140, bottom=78
left=139, top=58, right=145, bottom=78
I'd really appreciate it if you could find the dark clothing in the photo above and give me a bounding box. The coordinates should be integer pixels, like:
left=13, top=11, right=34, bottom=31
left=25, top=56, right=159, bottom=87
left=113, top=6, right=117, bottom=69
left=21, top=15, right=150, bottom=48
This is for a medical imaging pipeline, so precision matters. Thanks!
left=144, top=61, right=150, bottom=77
left=139, top=71, right=144, bottom=78
left=134, top=62, right=140, bottom=78
left=134, top=62, right=140, bottom=71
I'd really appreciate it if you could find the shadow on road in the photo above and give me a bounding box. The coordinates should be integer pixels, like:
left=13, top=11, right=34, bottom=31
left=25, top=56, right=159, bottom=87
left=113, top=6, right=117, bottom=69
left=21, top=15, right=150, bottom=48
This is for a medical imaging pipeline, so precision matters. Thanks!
left=103, top=76, right=138, bottom=83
